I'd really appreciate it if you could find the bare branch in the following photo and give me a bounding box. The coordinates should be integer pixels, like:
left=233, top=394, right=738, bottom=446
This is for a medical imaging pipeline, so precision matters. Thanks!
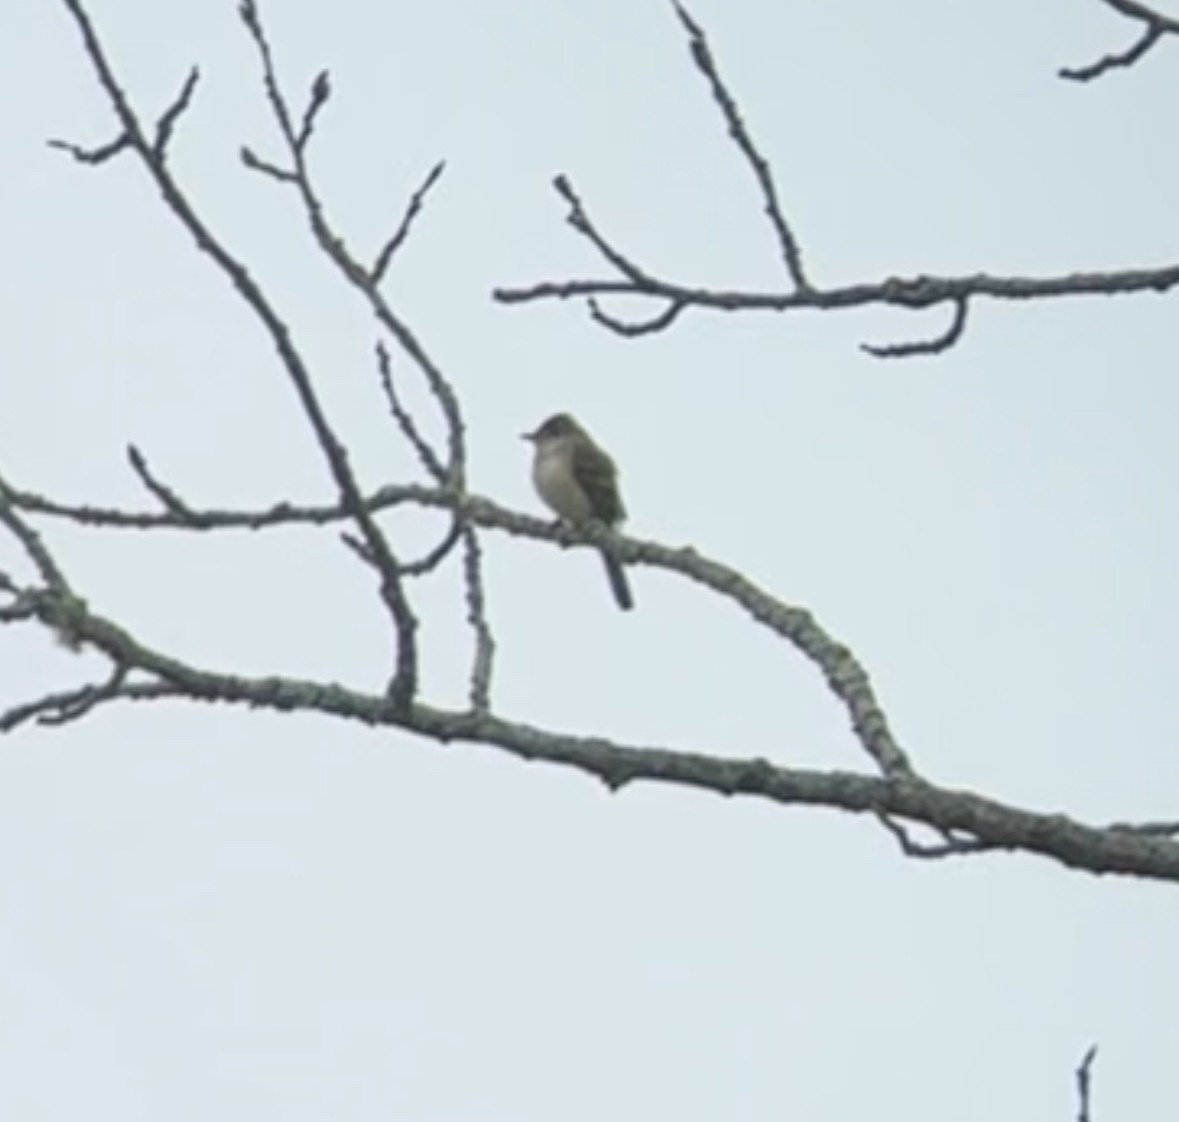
left=0, top=586, right=38, bottom=627
left=47, top=132, right=130, bottom=164
left=341, top=518, right=462, bottom=578
left=672, top=2, right=809, bottom=291
left=0, top=679, right=182, bottom=733
left=240, top=144, right=296, bottom=183
left=153, top=67, right=200, bottom=158
left=496, top=262, right=1179, bottom=353
left=371, top=161, right=446, bottom=285
left=497, top=4, right=1179, bottom=354
left=3, top=475, right=441, bottom=532
left=237, top=0, right=467, bottom=498
left=234, top=2, right=485, bottom=721
left=0, top=478, right=72, bottom=594
left=877, top=813, right=994, bottom=859
left=1061, top=0, right=1179, bottom=81
left=1061, top=22, right=1163, bottom=80
left=1, top=454, right=908, bottom=778
left=1076, top=1044, right=1098, bottom=1122
left=57, top=0, right=422, bottom=710
left=34, top=664, right=130, bottom=728
left=375, top=343, right=447, bottom=483
left=861, top=297, right=969, bottom=359
left=553, top=175, right=661, bottom=287
left=126, top=444, right=198, bottom=519
left=38, top=0, right=1179, bottom=899
left=3, top=586, right=1177, bottom=882
left=296, top=70, right=331, bottom=152
left=588, top=297, right=686, bottom=337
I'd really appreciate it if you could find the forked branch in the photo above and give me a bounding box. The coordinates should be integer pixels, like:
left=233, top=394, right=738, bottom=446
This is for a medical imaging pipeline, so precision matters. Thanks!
left=494, top=3, right=1179, bottom=356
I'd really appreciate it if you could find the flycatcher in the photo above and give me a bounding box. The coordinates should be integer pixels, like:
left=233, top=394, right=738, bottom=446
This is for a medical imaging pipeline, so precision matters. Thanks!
left=522, top=413, right=634, bottom=611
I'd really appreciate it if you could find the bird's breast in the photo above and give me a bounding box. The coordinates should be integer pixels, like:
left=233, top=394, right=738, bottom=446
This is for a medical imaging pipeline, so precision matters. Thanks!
left=533, top=444, right=593, bottom=523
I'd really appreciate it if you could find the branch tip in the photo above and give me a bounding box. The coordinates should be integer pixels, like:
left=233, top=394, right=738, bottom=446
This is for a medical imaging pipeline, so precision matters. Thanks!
left=862, top=297, right=969, bottom=359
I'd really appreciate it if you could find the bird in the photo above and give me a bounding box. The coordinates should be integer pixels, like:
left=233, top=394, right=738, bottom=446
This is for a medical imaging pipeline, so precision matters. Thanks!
left=522, top=413, right=634, bottom=611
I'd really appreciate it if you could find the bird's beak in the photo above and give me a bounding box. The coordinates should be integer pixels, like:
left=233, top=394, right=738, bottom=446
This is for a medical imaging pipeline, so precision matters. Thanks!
left=520, top=430, right=537, bottom=442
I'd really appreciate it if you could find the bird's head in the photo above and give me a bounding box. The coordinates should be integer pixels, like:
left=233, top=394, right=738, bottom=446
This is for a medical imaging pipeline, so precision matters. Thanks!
left=521, top=413, right=584, bottom=443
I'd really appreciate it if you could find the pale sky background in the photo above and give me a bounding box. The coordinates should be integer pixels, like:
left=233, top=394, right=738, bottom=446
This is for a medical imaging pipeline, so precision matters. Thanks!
left=1, top=0, right=1178, bottom=1118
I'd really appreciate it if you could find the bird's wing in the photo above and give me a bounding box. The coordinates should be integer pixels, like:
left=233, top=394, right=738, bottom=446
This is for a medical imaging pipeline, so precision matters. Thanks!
left=571, top=440, right=626, bottom=526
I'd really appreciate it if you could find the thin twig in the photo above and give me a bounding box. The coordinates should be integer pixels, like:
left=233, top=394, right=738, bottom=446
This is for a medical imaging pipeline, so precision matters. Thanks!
left=47, top=132, right=130, bottom=164
left=876, top=813, right=993, bottom=859
left=153, top=67, right=200, bottom=157
left=375, top=343, right=447, bottom=482
left=127, top=444, right=196, bottom=518
left=1076, top=1044, right=1098, bottom=1122
left=1060, top=0, right=1179, bottom=81
left=672, top=3, right=809, bottom=291
left=371, top=161, right=446, bottom=284
left=588, top=297, right=686, bottom=338
left=296, top=70, right=331, bottom=151
left=0, top=477, right=72, bottom=592
left=553, top=175, right=660, bottom=286
left=861, top=297, right=970, bottom=358
left=0, top=678, right=184, bottom=733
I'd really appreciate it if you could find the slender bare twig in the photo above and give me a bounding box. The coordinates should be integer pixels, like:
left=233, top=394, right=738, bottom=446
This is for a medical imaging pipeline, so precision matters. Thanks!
left=1076, top=1044, right=1098, bottom=1122
left=552, top=175, right=662, bottom=287
left=371, top=161, right=446, bottom=285
left=861, top=297, right=970, bottom=359
left=672, top=2, right=809, bottom=291
left=0, top=679, right=183, bottom=734
left=877, top=813, right=995, bottom=858
left=296, top=70, right=331, bottom=152
left=153, top=67, right=200, bottom=157
left=341, top=519, right=462, bottom=578
left=589, top=297, right=686, bottom=338
left=48, top=132, right=130, bottom=164
left=367, top=342, right=467, bottom=576
left=240, top=146, right=295, bottom=183
left=33, top=664, right=130, bottom=728
left=1061, top=0, right=1179, bottom=81
left=375, top=343, right=447, bottom=483
left=0, top=484, right=71, bottom=594
left=126, top=444, right=197, bottom=519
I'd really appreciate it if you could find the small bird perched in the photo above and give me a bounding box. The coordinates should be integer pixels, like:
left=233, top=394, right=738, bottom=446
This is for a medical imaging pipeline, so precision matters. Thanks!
left=522, top=413, right=634, bottom=611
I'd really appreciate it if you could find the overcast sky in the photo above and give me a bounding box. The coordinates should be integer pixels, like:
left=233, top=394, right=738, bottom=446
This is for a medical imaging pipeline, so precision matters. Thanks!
left=2, top=0, right=1179, bottom=1118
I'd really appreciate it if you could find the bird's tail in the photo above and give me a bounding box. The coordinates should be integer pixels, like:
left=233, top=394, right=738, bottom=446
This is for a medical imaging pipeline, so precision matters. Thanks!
left=600, top=551, right=634, bottom=611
